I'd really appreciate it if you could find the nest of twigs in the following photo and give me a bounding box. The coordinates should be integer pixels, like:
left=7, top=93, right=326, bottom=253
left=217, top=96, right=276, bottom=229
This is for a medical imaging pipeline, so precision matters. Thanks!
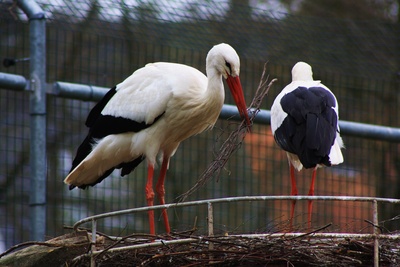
left=66, top=229, right=399, bottom=267
left=2, top=225, right=399, bottom=266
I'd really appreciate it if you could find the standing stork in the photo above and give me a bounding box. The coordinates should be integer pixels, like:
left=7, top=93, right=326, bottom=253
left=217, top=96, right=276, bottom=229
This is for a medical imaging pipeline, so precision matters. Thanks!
left=64, top=43, right=250, bottom=235
left=270, top=62, right=344, bottom=228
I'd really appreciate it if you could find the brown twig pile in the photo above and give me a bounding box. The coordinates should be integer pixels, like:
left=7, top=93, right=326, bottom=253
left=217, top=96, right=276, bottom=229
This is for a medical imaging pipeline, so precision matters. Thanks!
left=66, top=229, right=399, bottom=267
left=179, top=63, right=277, bottom=202
left=2, top=225, right=399, bottom=266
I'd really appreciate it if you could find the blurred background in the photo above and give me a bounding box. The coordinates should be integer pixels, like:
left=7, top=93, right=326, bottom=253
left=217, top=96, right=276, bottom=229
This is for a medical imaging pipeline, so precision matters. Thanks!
left=1, top=0, right=400, bottom=251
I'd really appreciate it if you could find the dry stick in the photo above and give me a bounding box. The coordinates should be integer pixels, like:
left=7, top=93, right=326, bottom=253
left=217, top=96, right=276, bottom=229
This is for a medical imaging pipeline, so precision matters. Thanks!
left=94, top=235, right=141, bottom=259
left=0, top=240, right=84, bottom=258
left=178, top=64, right=277, bottom=202
left=64, top=226, right=115, bottom=241
left=364, top=219, right=384, bottom=234
left=288, top=223, right=332, bottom=240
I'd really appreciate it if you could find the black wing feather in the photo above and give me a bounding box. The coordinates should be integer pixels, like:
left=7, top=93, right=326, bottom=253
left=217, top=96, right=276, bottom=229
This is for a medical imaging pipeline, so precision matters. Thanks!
left=274, top=86, right=337, bottom=168
left=68, top=86, right=165, bottom=189
left=73, top=156, right=146, bottom=189
left=86, top=86, right=117, bottom=127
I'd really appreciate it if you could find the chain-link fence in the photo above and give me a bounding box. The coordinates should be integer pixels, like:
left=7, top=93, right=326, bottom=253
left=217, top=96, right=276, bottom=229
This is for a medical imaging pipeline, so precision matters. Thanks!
left=1, top=0, right=400, bottom=251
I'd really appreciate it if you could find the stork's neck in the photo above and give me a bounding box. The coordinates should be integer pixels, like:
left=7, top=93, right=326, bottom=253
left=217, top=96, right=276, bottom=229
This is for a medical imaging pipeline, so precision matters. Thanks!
left=292, top=76, right=313, bottom=82
left=292, top=71, right=313, bottom=82
left=205, top=68, right=225, bottom=106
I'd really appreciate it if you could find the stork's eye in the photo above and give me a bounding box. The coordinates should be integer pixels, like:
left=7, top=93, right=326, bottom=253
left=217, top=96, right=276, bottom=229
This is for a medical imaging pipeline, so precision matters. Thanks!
left=225, top=61, right=232, bottom=73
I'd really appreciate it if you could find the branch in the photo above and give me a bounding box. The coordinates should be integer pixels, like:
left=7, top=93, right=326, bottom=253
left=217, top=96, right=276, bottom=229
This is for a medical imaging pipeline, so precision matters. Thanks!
left=178, top=63, right=277, bottom=202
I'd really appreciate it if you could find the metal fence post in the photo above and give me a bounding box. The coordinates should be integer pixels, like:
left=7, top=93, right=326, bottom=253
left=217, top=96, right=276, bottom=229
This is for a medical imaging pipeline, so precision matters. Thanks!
left=372, top=200, right=379, bottom=267
left=17, top=0, right=47, bottom=242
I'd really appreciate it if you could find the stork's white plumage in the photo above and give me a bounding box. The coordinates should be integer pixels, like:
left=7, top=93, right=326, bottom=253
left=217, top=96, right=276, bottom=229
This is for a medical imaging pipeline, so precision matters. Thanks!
left=270, top=61, right=344, bottom=228
left=64, top=43, right=250, bottom=235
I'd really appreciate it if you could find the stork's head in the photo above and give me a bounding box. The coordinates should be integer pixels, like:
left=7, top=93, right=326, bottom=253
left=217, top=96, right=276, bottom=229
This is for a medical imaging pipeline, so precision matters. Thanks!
left=292, top=61, right=313, bottom=81
left=206, top=43, right=250, bottom=129
left=206, top=43, right=240, bottom=79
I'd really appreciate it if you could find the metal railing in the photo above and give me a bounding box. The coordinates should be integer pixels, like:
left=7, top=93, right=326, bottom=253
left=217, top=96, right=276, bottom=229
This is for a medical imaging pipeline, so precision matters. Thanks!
left=14, top=0, right=47, bottom=242
left=72, top=195, right=400, bottom=267
left=2, top=74, right=400, bottom=142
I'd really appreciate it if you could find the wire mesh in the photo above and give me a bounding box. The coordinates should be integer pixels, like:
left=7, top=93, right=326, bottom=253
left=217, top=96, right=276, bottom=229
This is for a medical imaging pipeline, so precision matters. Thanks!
left=1, top=0, right=400, bottom=253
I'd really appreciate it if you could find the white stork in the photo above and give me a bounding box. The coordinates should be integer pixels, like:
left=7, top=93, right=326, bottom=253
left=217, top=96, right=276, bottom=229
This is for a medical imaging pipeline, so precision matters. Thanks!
left=64, top=43, right=251, bottom=235
left=270, top=61, right=344, bottom=228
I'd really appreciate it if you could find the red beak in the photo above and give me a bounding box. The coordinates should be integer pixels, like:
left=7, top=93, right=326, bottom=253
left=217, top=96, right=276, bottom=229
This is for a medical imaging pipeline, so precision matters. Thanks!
left=226, top=75, right=251, bottom=129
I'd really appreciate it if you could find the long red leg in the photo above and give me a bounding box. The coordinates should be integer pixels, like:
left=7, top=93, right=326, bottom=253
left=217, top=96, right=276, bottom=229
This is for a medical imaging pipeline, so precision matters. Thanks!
left=289, top=164, right=298, bottom=229
left=307, top=167, right=317, bottom=229
left=155, top=155, right=171, bottom=234
left=145, top=164, right=155, bottom=235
